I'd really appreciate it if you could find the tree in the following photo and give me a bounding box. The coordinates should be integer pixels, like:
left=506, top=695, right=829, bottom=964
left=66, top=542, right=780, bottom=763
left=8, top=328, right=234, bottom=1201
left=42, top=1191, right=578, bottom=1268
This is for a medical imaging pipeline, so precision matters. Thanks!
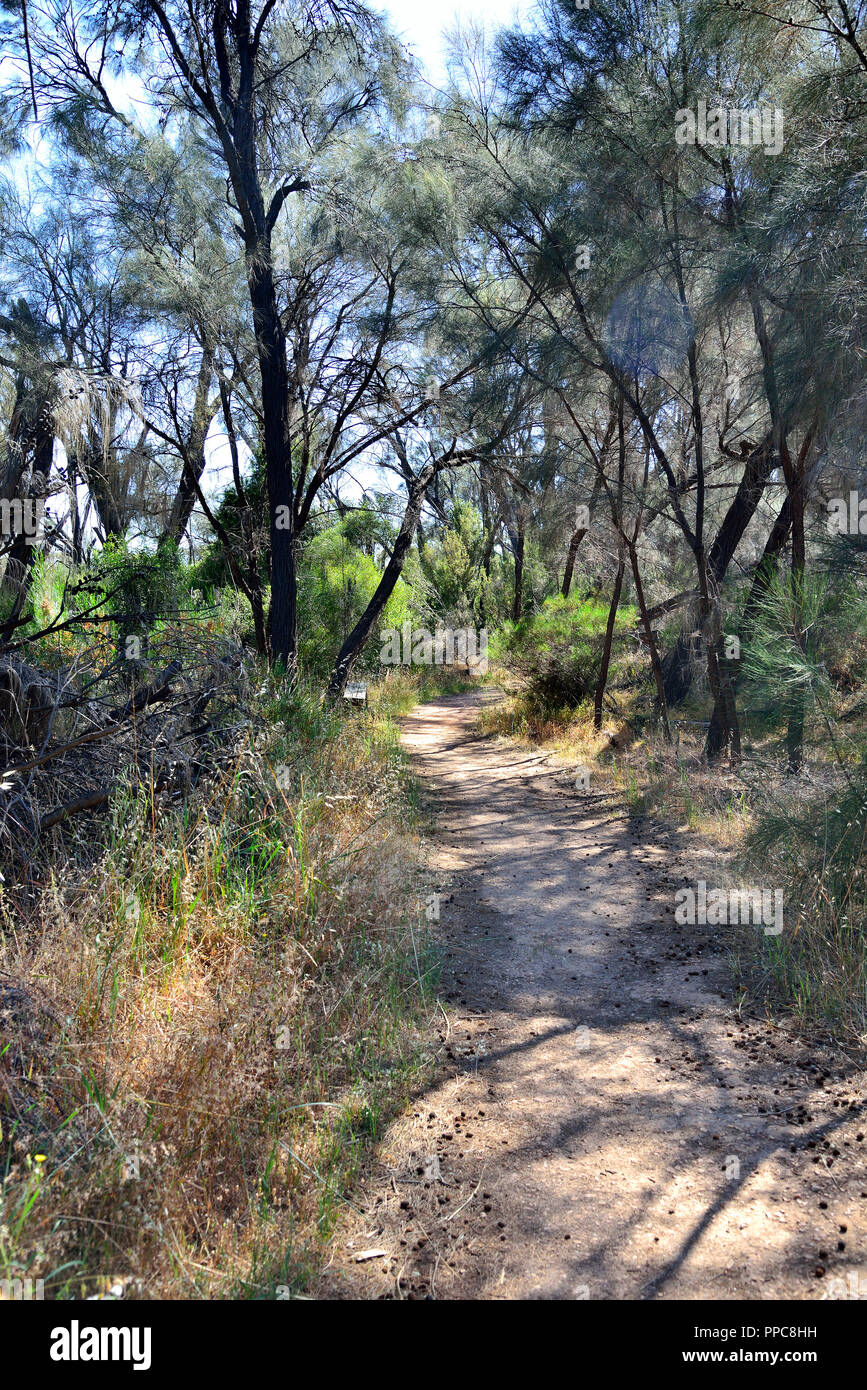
left=16, top=0, right=410, bottom=672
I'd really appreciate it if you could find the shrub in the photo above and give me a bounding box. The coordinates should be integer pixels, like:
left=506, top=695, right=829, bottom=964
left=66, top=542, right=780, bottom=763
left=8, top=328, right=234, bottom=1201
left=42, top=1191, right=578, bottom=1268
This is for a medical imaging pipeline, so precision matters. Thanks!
left=742, top=759, right=867, bottom=1036
left=296, top=524, right=420, bottom=681
left=495, top=592, right=638, bottom=712
left=95, top=538, right=185, bottom=669
left=0, top=671, right=435, bottom=1298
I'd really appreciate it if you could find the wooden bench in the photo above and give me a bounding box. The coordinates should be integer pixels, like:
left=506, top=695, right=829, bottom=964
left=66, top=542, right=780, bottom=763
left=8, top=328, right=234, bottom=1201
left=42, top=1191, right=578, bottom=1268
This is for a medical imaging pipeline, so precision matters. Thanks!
left=343, top=682, right=368, bottom=707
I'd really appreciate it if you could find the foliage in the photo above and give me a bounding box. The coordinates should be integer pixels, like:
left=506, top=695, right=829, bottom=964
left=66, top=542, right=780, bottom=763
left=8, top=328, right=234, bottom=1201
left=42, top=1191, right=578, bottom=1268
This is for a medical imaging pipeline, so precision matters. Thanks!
left=93, top=538, right=185, bottom=669
left=0, top=666, right=437, bottom=1297
left=296, top=521, right=420, bottom=680
left=740, top=572, right=867, bottom=743
left=496, top=591, right=639, bottom=712
left=743, top=761, right=867, bottom=1036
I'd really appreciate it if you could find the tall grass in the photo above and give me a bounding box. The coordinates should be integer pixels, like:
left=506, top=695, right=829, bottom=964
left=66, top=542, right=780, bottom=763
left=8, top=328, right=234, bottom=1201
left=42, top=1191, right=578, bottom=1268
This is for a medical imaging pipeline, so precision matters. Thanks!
left=0, top=671, right=439, bottom=1299
left=729, top=573, right=867, bottom=1038
left=740, top=763, right=867, bottom=1039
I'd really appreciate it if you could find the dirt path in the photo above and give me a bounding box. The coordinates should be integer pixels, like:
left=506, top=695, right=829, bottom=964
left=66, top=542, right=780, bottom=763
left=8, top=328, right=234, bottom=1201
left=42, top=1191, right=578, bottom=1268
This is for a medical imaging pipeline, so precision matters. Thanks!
left=320, top=692, right=867, bottom=1300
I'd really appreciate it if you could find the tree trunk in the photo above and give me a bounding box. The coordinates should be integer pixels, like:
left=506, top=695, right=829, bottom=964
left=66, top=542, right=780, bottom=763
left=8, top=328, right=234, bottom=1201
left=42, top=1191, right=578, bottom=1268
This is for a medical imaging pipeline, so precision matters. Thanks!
left=1, top=375, right=29, bottom=503
left=326, top=466, right=437, bottom=700
left=594, top=557, right=625, bottom=730
left=663, top=433, right=776, bottom=706
left=784, top=442, right=807, bottom=772
left=160, top=347, right=215, bottom=547
left=705, top=493, right=792, bottom=757
left=696, top=552, right=741, bottom=763
left=511, top=522, right=525, bottom=621
left=561, top=524, right=588, bottom=598
left=247, top=249, right=298, bottom=675
left=477, top=478, right=491, bottom=623
left=562, top=473, right=603, bottom=597
left=68, top=453, right=84, bottom=567
left=2, top=396, right=54, bottom=610
left=628, top=543, right=671, bottom=741
left=78, top=427, right=126, bottom=540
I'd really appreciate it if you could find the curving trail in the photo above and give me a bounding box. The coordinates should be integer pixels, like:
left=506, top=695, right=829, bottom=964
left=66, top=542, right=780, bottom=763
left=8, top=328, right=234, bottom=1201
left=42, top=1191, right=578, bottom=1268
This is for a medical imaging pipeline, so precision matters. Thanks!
left=320, top=692, right=867, bottom=1300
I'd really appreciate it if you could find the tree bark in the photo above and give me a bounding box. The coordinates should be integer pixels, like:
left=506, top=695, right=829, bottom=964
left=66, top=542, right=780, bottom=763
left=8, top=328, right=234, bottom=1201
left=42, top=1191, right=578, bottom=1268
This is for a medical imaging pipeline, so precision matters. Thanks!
left=562, top=473, right=603, bottom=597
left=511, top=521, right=525, bottom=621
left=628, top=542, right=671, bottom=741
left=326, top=464, right=439, bottom=700
left=160, top=347, right=216, bottom=547
left=143, top=0, right=302, bottom=675
left=782, top=435, right=809, bottom=772
left=561, top=525, right=588, bottom=598
left=594, top=557, right=625, bottom=730
left=250, top=251, right=298, bottom=675
left=704, top=492, right=793, bottom=757
left=663, top=432, right=776, bottom=706
left=1, top=391, right=54, bottom=611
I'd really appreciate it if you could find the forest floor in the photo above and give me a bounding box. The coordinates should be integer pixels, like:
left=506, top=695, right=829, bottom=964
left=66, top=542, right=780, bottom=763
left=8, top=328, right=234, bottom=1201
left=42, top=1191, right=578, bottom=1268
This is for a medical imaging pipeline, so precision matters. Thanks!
left=318, top=691, right=867, bottom=1300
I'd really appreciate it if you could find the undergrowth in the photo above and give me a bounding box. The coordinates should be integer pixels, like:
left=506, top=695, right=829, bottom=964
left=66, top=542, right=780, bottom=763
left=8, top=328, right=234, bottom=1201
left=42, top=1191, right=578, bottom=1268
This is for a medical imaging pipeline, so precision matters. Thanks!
left=0, top=668, right=441, bottom=1299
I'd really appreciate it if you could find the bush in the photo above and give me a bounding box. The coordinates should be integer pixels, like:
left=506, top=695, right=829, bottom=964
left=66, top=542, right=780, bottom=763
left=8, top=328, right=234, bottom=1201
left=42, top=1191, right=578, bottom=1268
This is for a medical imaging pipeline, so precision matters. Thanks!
left=0, top=670, right=436, bottom=1298
left=296, top=524, right=421, bottom=680
left=495, top=592, right=638, bottom=712
left=743, top=759, right=867, bottom=1036
left=735, top=570, right=867, bottom=1034
left=95, top=538, right=185, bottom=670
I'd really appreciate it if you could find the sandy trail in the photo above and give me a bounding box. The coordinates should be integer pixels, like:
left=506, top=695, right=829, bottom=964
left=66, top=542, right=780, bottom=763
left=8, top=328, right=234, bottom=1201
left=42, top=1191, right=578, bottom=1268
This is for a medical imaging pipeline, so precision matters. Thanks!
left=320, top=692, right=867, bottom=1300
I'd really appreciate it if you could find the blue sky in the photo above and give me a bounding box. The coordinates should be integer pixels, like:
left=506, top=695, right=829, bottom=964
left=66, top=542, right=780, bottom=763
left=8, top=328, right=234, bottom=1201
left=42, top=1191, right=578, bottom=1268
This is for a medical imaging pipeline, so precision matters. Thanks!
left=21, top=1, right=542, bottom=531
left=376, top=0, right=535, bottom=84
left=200, top=0, right=540, bottom=508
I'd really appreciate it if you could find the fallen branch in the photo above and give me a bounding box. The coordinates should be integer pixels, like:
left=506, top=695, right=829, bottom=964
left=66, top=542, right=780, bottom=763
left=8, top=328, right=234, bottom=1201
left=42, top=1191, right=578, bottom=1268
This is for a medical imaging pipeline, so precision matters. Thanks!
left=40, top=787, right=113, bottom=830
left=1, top=661, right=185, bottom=779
left=109, top=660, right=183, bottom=720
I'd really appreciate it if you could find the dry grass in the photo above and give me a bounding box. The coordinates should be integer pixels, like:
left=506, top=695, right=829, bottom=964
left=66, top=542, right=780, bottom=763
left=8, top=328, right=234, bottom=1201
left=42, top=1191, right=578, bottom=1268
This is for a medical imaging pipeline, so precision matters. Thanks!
left=0, top=670, right=442, bottom=1300
left=478, top=676, right=753, bottom=843
left=478, top=677, right=867, bottom=1043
